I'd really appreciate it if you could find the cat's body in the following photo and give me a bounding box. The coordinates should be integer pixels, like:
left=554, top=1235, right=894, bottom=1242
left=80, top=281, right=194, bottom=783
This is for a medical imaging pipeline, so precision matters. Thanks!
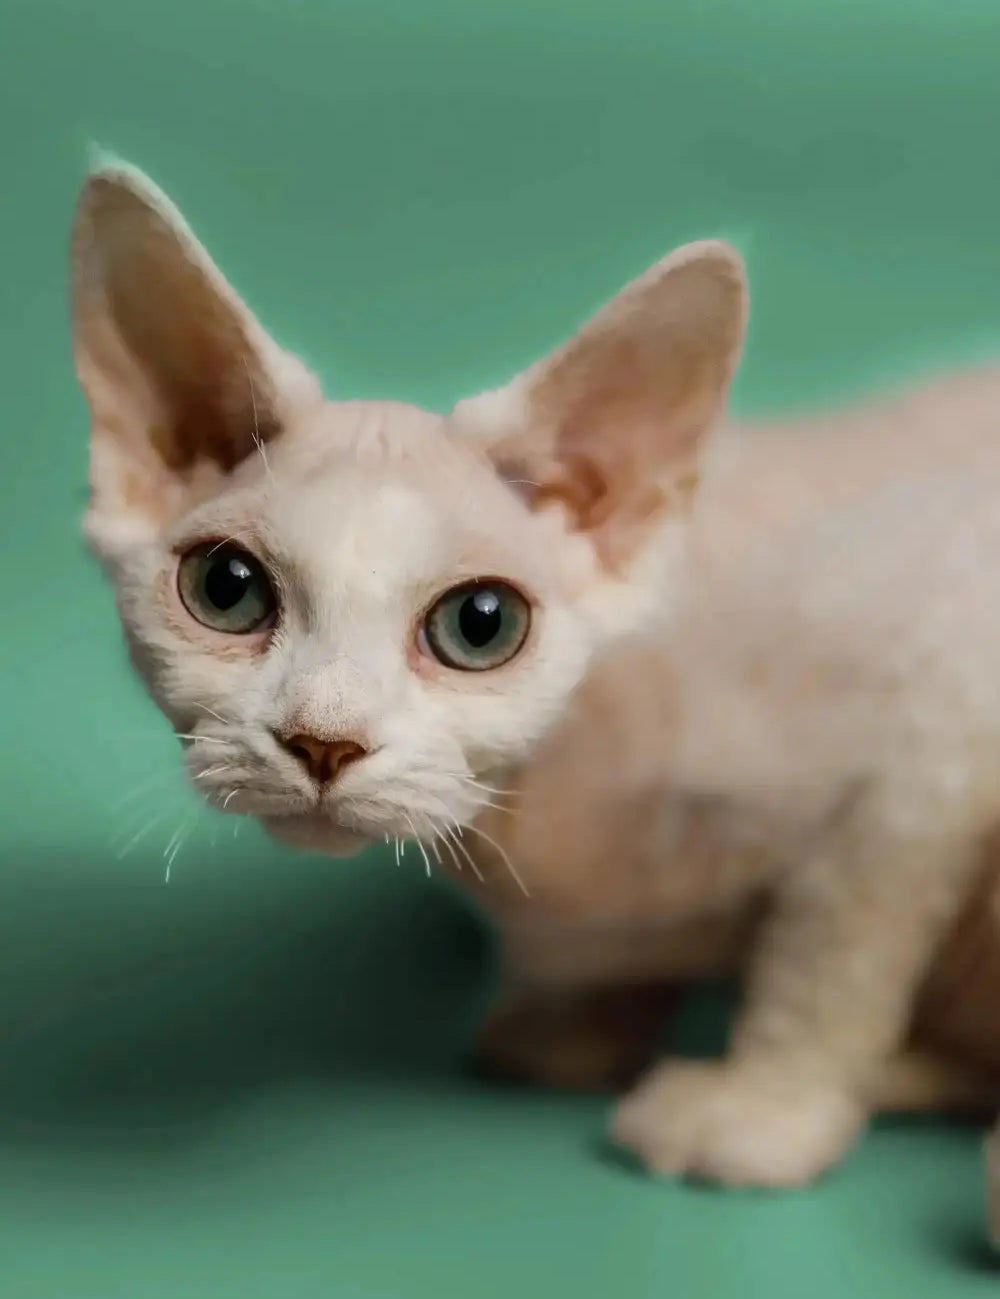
left=470, top=369, right=1000, bottom=924
left=70, top=162, right=999, bottom=1231
left=467, top=370, right=1000, bottom=1043
left=468, top=370, right=1000, bottom=1189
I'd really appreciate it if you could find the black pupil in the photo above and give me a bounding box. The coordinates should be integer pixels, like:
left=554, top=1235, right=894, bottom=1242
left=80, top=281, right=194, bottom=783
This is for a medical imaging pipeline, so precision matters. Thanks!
left=458, top=588, right=502, bottom=648
left=204, top=552, right=255, bottom=611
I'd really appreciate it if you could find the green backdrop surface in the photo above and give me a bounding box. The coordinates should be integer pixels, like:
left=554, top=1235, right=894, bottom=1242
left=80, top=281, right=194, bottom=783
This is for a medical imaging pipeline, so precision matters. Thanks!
left=1, top=1, right=999, bottom=1294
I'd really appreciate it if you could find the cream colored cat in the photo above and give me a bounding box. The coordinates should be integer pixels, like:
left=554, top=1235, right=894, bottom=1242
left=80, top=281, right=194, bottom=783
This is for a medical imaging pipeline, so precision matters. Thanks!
left=72, top=163, right=999, bottom=1227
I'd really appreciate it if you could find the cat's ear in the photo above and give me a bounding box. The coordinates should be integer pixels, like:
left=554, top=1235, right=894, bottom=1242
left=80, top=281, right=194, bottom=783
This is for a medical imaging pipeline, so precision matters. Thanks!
left=71, top=159, right=321, bottom=547
left=453, top=241, right=747, bottom=567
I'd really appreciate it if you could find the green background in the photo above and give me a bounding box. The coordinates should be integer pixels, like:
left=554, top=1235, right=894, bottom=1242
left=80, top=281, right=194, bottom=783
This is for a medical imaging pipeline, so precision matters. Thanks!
left=2, top=0, right=999, bottom=1294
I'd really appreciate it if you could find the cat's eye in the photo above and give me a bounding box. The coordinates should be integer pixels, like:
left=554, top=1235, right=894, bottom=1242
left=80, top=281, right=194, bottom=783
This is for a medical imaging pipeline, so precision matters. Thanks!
left=421, top=580, right=530, bottom=671
left=177, top=543, right=276, bottom=634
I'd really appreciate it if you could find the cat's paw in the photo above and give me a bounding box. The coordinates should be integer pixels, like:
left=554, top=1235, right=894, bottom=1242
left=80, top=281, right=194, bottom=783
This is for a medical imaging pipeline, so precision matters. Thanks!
left=610, top=1059, right=865, bottom=1188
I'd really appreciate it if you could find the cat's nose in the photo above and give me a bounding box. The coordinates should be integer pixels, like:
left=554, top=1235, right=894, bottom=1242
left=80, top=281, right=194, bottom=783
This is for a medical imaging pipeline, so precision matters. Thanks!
left=277, top=733, right=368, bottom=785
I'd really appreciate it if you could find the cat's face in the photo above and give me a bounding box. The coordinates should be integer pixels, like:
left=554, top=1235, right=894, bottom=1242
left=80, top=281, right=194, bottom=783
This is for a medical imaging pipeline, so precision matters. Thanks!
left=71, top=160, right=746, bottom=856
left=104, top=399, right=618, bottom=855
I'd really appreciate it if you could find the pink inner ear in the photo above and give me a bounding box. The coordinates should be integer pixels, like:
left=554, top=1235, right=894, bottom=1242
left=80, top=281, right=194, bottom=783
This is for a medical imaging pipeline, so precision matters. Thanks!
left=74, top=167, right=328, bottom=542
left=494, top=442, right=678, bottom=572
left=489, top=348, right=720, bottom=569
left=100, top=230, right=280, bottom=475
left=72, top=170, right=308, bottom=541
left=477, top=248, right=745, bottom=568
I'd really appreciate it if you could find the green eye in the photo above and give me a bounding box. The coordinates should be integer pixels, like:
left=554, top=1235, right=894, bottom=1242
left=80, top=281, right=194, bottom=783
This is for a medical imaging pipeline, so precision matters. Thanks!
left=177, top=543, right=276, bottom=634
left=422, top=581, right=530, bottom=671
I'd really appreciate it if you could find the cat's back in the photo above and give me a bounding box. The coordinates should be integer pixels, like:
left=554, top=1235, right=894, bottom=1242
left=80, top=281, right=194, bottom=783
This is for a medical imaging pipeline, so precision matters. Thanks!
left=674, top=364, right=1000, bottom=797
left=705, top=364, right=1000, bottom=667
left=698, top=364, right=1000, bottom=565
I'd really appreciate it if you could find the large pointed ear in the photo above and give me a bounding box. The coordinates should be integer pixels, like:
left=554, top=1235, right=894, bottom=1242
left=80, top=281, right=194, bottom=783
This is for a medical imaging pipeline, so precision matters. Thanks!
left=71, top=159, right=322, bottom=549
left=453, top=241, right=747, bottom=567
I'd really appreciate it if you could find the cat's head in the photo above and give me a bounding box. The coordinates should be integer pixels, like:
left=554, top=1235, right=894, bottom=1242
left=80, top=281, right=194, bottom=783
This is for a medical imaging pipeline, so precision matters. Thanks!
left=71, top=160, right=746, bottom=856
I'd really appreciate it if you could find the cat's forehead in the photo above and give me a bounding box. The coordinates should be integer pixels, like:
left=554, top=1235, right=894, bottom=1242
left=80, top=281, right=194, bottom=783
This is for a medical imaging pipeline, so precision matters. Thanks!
left=280, top=398, right=448, bottom=469
left=202, top=397, right=544, bottom=594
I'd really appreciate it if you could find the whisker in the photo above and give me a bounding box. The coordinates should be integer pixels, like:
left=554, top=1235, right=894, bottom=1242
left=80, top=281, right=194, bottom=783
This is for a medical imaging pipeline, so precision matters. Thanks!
left=443, top=823, right=484, bottom=883
left=472, top=799, right=518, bottom=819
left=222, top=789, right=241, bottom=810
left=174, top=733, right=229, bottom=746
left=438, top=833, right=463, bottom=877
left=425, top=773, right=518, bottom=818
left=114, top=808, right=173, bottom=860
left=114, top=801, right=175, bottom=848
left=461, top=777, right=517, bottom=800
left=206, top=535, right=253, bottom=558
left=437, top=771, right=518, bottom=802
left=110, top=769, right=177, bottom=813
left=191, top=764, right=232, bottom=782
left=461, top=822, right=529, bottom=897
left=164, top=814, right=195, bottom=882
left=194, top=704, right=232, bottom=725
left=404, top=814, right=432, bottom=878
left=243, top=354, right=274, bottom=483
left=162, top=820, right=184, bottom=861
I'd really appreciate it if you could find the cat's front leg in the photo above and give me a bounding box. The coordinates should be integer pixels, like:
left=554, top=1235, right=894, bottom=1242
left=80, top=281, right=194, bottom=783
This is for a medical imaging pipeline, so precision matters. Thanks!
left=475, top=906, right=750, bottom=1090
left=472, top=981, right=679, bottom=1091
left=612, top=804, right=977, bottom=1187
left=473, top=913, right=679, bottom=1091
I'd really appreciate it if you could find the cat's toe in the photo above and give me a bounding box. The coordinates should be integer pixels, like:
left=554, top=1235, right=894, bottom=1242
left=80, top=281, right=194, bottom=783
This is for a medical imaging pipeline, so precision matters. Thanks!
left=611, top=1059, right=865, bottom=1188
left=611, top=1060, right=702, bottom=1174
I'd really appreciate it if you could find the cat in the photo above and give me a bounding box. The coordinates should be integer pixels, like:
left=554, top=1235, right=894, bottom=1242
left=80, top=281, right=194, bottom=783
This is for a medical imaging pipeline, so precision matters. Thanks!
left=71, top=161, right=1000, bottom=1229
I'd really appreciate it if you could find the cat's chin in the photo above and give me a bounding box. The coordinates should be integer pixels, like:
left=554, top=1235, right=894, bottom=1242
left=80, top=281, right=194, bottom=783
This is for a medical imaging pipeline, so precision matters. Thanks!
left=260, top=812, right=371, bottom=858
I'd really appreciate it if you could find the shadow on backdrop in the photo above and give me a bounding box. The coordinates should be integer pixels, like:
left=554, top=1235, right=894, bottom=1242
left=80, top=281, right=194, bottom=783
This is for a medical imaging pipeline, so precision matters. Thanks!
left=0, top=835, right=745, bottom=1155
left=0, top=844, right=492, bottom=1147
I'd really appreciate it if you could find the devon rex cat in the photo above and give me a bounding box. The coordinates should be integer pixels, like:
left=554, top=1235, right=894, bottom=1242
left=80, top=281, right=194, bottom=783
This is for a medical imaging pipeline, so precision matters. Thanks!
left=70, top=162, right=1000, bottom=1218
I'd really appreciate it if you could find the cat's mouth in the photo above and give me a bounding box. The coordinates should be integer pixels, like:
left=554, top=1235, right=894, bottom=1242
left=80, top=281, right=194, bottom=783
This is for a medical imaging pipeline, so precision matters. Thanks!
left=260, top=809, right=371, bottom=858
left=190, top=745, right=486, bottom=855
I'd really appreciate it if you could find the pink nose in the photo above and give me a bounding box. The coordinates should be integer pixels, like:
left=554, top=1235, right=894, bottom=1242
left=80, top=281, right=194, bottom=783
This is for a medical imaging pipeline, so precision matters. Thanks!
left=278, top=733, right=367, bottom=784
